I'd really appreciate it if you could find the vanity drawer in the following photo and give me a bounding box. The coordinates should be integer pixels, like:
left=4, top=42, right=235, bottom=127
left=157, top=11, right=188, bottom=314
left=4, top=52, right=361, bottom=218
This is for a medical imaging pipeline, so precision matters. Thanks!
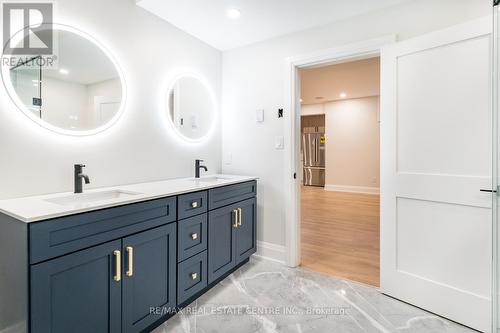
left=177, top=251, right=207, bottom=305
left=178, top=191, right=208, bottom=219
left=208, top=181, right=257, bottom=210
left=29, top=197, right=177, bottom=264
left=178, top=214, right=207, bottom=262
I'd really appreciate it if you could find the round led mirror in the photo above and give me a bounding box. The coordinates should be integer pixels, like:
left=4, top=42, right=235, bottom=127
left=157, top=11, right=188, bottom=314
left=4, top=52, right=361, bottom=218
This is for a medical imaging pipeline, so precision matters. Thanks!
left=167, top=75, right=216, bottom=142
left=2, top=25, right=125, bottom=135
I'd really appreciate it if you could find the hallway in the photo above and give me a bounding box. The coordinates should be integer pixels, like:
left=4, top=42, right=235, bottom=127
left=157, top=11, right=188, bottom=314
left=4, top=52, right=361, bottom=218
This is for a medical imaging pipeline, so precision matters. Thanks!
left=301, top=186, right=380, bottom=286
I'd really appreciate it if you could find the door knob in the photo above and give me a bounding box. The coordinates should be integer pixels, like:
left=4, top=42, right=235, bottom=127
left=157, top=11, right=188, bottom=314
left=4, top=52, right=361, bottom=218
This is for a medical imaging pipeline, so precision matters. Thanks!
left=191, top=272, right=198, bottom=280
left=191, top=233, right=198, bottom=240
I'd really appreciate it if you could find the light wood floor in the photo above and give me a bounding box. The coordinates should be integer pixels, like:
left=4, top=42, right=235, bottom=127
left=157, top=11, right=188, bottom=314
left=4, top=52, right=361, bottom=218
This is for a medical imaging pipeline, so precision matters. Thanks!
left=300, top=186, right=380, bottom=286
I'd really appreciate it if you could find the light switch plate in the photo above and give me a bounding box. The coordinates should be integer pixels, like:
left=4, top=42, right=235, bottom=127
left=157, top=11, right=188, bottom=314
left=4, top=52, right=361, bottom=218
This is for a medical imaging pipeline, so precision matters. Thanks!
left=256, top=109, right=264, bottom=122
left=275, top=136, right=284, bottom=150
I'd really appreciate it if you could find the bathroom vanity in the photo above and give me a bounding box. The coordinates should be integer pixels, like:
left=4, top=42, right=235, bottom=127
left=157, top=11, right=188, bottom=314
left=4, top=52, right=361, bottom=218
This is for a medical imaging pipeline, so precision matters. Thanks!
left=0, top=175, right=257, bottom=333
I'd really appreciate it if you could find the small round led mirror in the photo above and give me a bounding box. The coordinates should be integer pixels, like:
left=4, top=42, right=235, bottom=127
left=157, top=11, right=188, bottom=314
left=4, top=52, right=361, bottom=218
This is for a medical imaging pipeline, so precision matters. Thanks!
left=167, top=75, right=216, bottom=141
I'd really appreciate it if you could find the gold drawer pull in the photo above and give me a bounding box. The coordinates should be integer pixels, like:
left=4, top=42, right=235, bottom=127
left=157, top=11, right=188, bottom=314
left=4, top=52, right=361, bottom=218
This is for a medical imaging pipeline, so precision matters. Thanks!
left=191, top=233, right=198, bottom=240
left=237, top=208, right=242, bottom=226
left=113, top=250, right=121, bottom=282
left=191, top=272, right=198, bottom=280
left=191, top=201, right=198, bottom=208
left=232, top=209, right=238, bottom=228
left=126, top=246, right=134, bottom=277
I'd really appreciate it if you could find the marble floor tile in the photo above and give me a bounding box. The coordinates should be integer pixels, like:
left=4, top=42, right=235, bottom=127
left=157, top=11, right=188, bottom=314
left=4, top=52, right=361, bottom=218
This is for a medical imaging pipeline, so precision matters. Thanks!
left=152, top=257, right=477, bottom=333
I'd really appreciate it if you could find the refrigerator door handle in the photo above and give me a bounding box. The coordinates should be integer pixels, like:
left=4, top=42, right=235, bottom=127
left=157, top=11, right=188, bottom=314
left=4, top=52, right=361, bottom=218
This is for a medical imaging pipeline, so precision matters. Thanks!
left=316, top=136, right=320, bottom=164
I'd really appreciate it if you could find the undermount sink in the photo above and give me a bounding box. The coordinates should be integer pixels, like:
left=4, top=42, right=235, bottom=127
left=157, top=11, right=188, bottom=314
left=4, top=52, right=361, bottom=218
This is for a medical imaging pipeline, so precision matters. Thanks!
left=191, top=176, right=232, bottom=183
left=45, top=190, right=142, bottom=206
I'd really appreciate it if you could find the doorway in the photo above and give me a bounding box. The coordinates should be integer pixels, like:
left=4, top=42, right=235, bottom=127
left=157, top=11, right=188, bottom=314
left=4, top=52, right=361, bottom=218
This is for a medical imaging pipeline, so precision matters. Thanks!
left=285, top=20, right=492, bottom=331
left=298, top=57, right=381, bottom=286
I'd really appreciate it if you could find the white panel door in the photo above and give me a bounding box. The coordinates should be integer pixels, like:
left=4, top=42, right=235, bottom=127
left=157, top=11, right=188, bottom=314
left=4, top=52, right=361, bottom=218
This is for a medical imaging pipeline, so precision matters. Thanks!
left=380, top=17, right=492, bottom=332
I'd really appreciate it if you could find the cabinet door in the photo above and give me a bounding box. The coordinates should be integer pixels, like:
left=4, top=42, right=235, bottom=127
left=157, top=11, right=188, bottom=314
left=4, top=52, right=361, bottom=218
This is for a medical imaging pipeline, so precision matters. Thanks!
left=208, top=204, right=239, bottom=283
left=122, top=223, right=177, bottom=333
left=235, top=197, right=257, bottom=264
left=31, top=240, right=122, bottom=333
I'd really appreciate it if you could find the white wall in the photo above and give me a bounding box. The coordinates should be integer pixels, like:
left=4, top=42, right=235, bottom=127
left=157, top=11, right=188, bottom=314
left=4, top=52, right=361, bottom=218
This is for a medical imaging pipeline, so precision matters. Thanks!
left=42, top=77, right=88, bottom=130
left=323, top=97, right=380, bottom=192
left=221, top=0, right=490, bottom=250
left=0, top=0, right=222, bottom=199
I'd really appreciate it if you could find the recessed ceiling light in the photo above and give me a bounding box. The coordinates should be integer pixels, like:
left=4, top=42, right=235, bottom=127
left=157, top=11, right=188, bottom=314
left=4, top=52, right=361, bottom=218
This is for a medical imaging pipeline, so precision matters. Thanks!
left=59, top=68, right=69, bottom=75
left=340, top=92, right=347, bottom=98
left=226, top=8, right=241, bottom=20
left=300, top=98, right=303, bottom=103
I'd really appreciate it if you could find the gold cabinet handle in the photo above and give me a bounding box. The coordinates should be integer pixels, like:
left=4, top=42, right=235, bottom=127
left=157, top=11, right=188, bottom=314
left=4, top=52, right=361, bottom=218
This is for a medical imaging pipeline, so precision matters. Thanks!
left=232, top=209, right=239, bottom=228
left=113, top=250, right=121, bottom=282
left=237, top=208, right=242, bottom=226
left=191, top=201, right=198, bottom=208
left=191, top=233, right=198, bottom=240
left=126, top=246, right=134, bottom=277
left=191, top=272, right=198, bottom=280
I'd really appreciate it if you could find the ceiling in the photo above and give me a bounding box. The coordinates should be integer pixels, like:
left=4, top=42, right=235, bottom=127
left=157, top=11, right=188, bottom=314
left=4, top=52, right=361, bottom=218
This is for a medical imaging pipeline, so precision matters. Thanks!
left=300, top=57, right=380, bottom=105
left=136, top=0, right=410, bottom=50
left=43, top=31, right=119, bottom=85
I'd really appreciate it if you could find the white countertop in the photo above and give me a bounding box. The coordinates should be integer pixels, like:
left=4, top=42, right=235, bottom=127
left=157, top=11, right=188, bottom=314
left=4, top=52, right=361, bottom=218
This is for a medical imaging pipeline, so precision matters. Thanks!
left=0, top=174, right=258, bottom=223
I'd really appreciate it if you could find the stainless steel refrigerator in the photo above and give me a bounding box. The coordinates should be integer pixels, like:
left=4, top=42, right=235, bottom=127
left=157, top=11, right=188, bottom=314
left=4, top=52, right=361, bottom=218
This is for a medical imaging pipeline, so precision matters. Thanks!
left=302, top=132, right=325, bottom=186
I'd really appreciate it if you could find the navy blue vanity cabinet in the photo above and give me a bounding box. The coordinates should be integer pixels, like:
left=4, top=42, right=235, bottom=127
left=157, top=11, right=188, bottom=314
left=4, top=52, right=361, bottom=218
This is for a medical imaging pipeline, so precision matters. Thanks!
left=207, top=181, right=257, bottom=284
left=29, top=198, right=178, bottom=333
left=235, top=197, right=257, bottom=264
left=178, top=213, right=208, bottom=262
left=0, top=180, right=257, bottom=333
left=207, top=203, right=239, bottom=283
left=30, top=240, right=122, bottom=333
left=122, top=224, right=177, bottom=333
left=177, top=251, right=208, bottom=304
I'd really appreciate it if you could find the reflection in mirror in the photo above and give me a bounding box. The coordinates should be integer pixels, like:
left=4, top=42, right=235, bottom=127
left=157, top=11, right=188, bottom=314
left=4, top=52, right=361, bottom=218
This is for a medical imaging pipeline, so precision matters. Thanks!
left=167, top=76, right=215, bottom=140
left=8, top=29, right=123, bottom=133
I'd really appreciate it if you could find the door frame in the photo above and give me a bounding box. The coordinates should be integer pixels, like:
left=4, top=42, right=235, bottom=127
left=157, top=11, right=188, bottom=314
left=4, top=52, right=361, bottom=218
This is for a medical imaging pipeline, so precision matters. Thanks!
left=283, top=35, right=396, bottom=267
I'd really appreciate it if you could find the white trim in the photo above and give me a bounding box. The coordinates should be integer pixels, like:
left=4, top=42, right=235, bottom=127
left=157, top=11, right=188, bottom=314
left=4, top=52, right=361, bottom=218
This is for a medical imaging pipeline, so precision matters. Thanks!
left=324, top=184, right=380, bottom=195
left=255, top=241, right=286, bottom=264
left=283, top=35, right=396, bottom=268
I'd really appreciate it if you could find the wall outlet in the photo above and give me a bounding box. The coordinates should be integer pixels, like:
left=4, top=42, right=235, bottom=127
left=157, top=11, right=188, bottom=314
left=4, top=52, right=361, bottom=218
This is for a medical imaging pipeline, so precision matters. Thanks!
left=275, top=136, right=284, bottom=150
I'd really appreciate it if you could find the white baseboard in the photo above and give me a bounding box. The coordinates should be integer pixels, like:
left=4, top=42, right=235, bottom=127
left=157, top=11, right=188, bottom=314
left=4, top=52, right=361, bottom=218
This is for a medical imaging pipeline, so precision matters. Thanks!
left=324, top=184, right=380, bottom=195
left=0, top=322, right=26, bottom=333
left=255, top=241, right=285, bottom=264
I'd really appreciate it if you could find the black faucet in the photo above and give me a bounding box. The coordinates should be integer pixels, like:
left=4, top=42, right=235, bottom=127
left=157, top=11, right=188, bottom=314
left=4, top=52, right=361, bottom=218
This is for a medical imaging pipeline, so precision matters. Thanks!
left=74, top=164, right=90, bottom=194
left=195, top=160, right=208, bottom=178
